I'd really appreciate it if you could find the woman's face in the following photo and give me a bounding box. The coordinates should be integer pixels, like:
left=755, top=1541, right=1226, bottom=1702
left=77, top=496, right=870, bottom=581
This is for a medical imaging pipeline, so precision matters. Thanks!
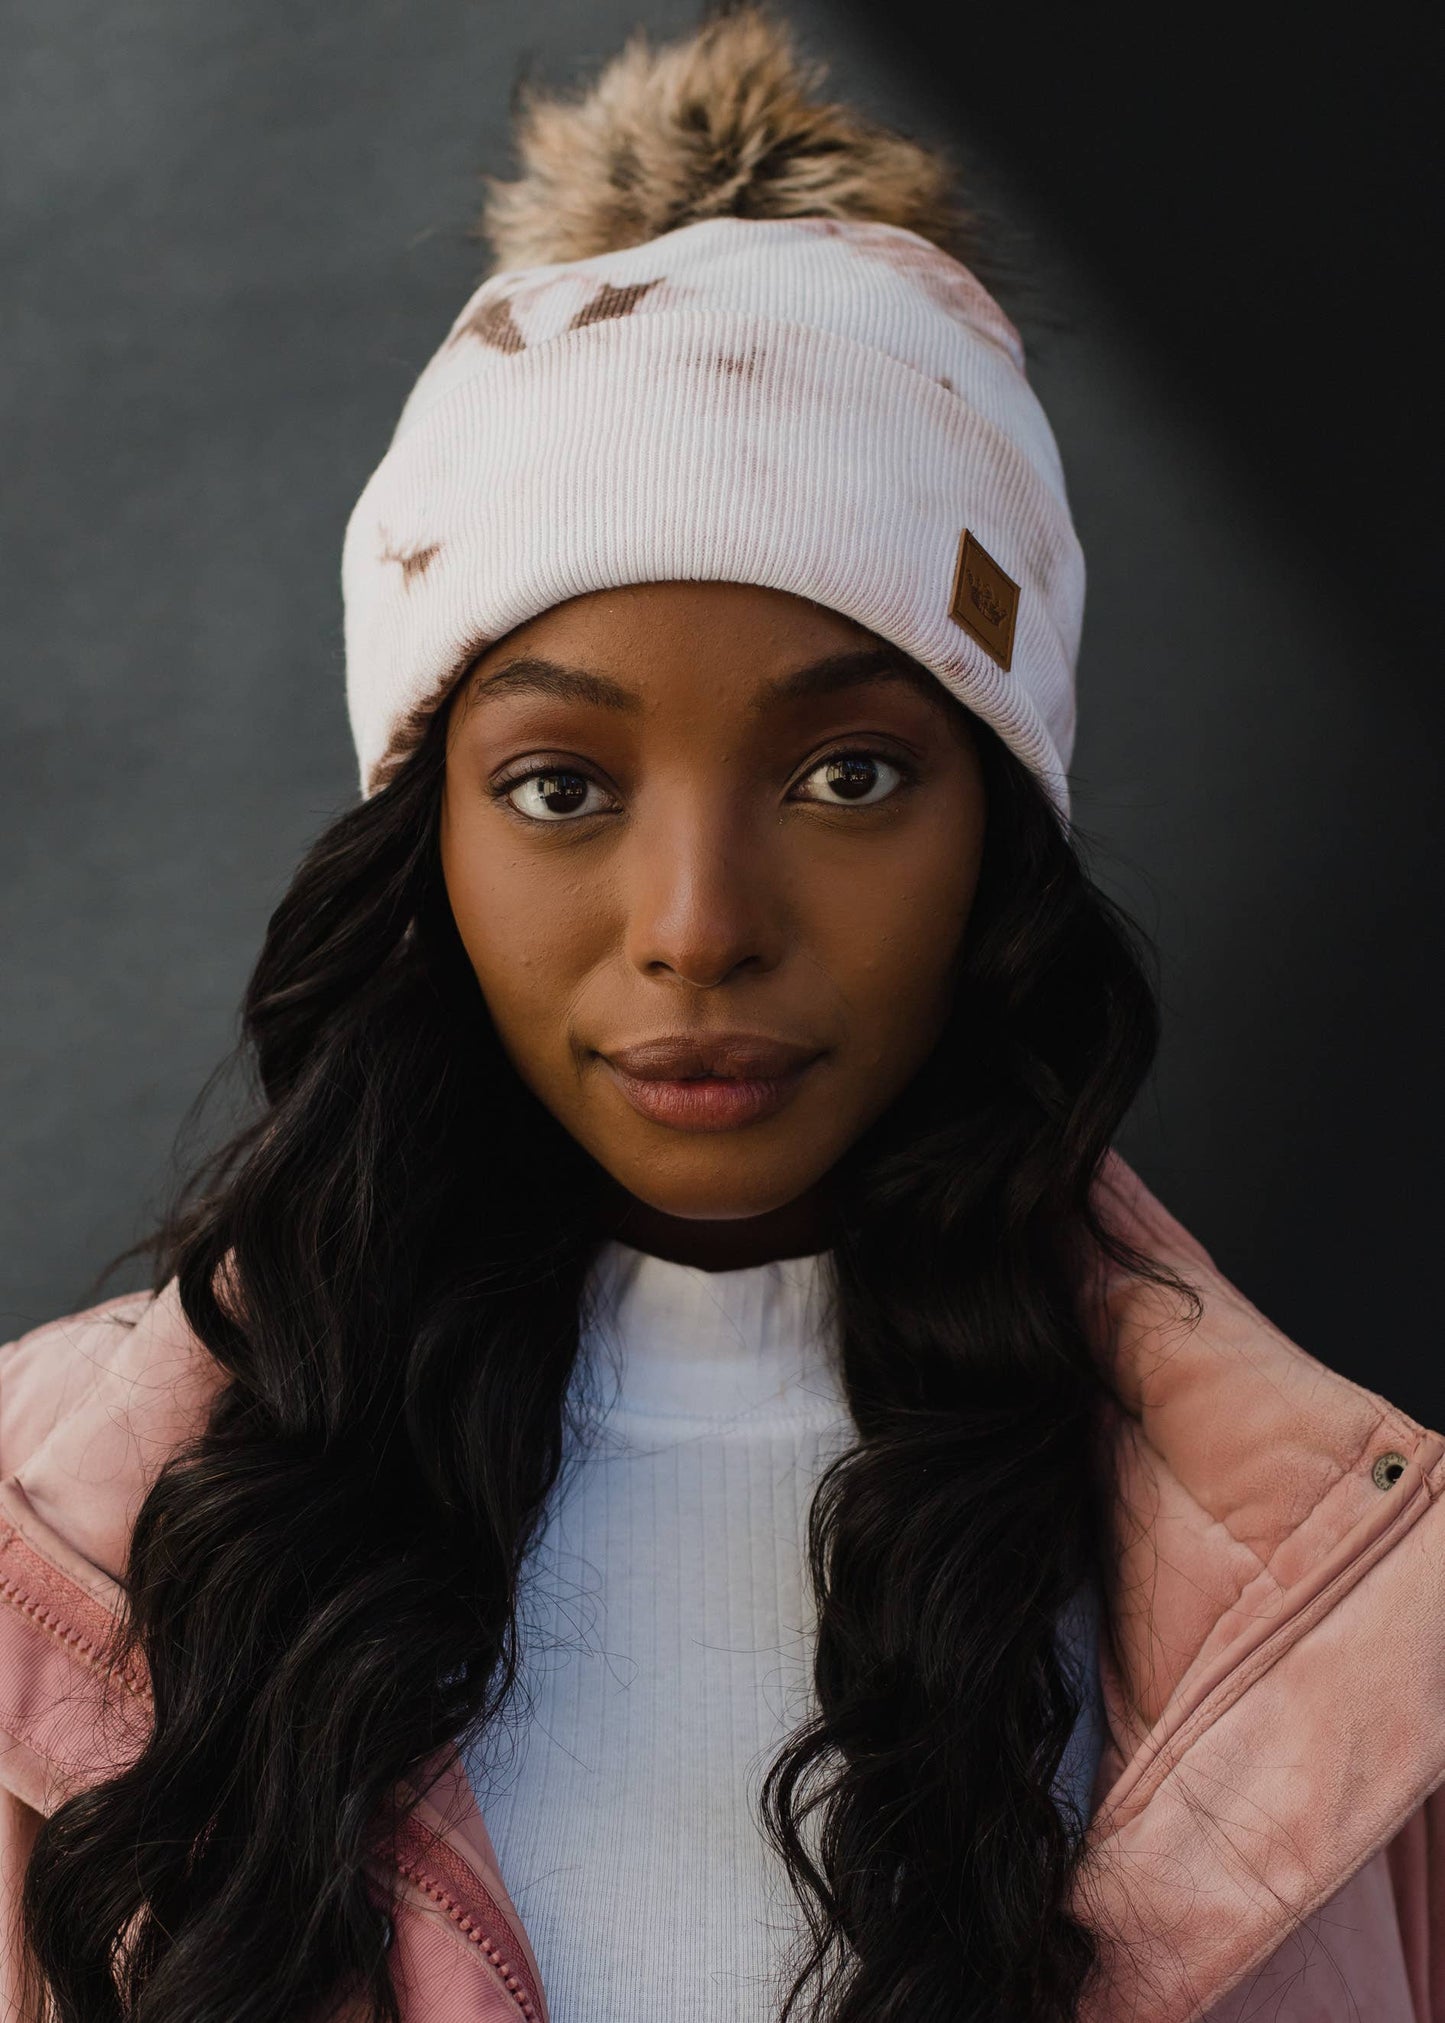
left=440, top=582, right=986, bottom=1265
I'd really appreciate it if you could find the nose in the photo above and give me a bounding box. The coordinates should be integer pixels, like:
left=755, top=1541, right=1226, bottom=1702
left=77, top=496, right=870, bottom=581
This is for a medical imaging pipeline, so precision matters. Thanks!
left=623, top=789, right=786, bottom=989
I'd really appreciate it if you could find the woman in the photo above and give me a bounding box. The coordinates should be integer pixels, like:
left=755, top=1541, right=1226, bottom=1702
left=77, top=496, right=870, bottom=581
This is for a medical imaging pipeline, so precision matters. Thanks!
left=3, top=12, right=1442, bottom=2022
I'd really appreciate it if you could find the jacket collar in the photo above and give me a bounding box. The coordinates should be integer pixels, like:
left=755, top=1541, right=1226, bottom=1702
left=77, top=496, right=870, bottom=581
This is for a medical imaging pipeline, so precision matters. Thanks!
left=3, top=1155, right=1442, bottom=2022
left=1072, top=1157, right=1445, bottom=2018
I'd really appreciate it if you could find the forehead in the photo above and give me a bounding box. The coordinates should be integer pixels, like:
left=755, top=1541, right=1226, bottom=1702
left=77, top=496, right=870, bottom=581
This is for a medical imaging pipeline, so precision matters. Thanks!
left=485, top=580, right=871, bottom=654
left=459, top=581, right=951, bottom=719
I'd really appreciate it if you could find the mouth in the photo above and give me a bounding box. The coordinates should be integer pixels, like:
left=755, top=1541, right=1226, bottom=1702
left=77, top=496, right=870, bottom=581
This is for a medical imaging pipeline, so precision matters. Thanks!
left=597, top=1032, right=824, bottom=1133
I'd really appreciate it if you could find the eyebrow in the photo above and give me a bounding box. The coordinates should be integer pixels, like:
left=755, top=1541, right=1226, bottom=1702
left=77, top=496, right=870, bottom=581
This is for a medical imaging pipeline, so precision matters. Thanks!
left=463, top=645, right=943, bottom=716
left=758, top=648, right=943, bottom=710
left=466, top=657, right=640, bottom=715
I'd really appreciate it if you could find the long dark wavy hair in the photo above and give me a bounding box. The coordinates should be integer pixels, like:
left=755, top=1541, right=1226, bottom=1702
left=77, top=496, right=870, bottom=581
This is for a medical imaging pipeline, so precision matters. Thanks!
left=21, top=674, right=1181, bottom=2023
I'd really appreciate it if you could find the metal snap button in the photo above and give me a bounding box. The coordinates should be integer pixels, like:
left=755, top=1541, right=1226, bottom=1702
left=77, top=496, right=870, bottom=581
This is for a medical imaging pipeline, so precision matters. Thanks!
left=1371, top=1450, right=1408, bottom=1490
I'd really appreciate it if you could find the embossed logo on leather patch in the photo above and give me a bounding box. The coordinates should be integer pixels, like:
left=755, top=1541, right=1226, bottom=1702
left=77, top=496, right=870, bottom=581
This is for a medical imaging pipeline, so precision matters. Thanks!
left=949, top=529, right=1019, bottom=672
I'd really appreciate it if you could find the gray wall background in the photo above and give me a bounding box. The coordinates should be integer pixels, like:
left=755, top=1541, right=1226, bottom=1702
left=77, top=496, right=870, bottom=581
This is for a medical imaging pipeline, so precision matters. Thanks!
left=4, top=3, right=1441, bottom=1419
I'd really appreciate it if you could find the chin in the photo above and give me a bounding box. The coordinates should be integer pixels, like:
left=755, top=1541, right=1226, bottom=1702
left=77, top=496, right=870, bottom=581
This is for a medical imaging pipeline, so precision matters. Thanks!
left=611, top=1161, right=823, bottom=1226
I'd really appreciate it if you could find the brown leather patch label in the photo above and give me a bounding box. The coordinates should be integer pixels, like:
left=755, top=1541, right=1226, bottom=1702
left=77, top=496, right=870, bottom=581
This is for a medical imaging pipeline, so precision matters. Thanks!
left=949, top=528, right=1019, bottom=672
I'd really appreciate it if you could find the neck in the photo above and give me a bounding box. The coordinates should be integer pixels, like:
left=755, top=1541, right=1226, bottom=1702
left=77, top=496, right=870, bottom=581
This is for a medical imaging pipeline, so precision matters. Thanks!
left=594, top=1176, right=835, bottom=1271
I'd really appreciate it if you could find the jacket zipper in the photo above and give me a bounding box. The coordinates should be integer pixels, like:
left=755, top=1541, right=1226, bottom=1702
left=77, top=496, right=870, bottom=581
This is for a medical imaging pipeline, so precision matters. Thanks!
left=389, top=1813, right=545, bottom=2021
left=1, top=1520, right=545, bottom=2021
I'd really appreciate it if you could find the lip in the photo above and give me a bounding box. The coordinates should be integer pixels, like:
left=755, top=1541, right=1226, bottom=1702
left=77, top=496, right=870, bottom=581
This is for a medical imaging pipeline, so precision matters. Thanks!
left=598, top=1032, right=824, bottom=1133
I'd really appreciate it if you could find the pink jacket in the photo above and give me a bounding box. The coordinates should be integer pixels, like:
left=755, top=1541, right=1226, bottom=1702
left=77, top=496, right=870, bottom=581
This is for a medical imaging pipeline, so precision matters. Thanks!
left=2, top=1157, right=1444, bottom=2022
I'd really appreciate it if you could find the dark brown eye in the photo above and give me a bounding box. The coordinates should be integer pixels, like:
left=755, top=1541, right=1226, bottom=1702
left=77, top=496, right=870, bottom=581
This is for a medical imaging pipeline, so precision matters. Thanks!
left=505, top=770, right=606, bottom=821
left=826, top=757, right=879, bottom=800
left=795, top=752, right=905, bottom=807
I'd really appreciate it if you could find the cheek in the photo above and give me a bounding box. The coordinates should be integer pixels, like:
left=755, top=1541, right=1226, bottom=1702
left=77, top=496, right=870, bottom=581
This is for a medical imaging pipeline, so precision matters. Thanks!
left=817, top=819, right=982, bottom=1076
left=439, top=800, right=600, bottom=1065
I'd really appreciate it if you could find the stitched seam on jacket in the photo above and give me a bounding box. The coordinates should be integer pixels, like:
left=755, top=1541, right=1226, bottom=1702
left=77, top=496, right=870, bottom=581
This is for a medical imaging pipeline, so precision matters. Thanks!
left=391, top=1855, right=541, bottom=2020
left=0, top=1576, right=140, bottom=1691
left=1099, top=1409, right=1381, bottom=1770
left=0, top=1516, right=546, bottom=2020
left=1126, top=1378, right=1389, bottom=1607
left=1146, top=1411, right=1382, bottom=1689
left=0, top=1524, right=148, bottom=1700
left=1100, top=1453, right=1436, bottom=1830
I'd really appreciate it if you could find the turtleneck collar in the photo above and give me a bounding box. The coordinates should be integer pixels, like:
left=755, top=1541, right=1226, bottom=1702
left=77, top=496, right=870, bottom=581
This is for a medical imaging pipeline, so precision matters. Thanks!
left=577, top=1239, right=845, bottom=1426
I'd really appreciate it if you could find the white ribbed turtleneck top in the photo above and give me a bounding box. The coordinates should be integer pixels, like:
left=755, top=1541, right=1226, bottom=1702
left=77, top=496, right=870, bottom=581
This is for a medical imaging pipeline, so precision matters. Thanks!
left=461, top=1240, right=1104, bottom=2023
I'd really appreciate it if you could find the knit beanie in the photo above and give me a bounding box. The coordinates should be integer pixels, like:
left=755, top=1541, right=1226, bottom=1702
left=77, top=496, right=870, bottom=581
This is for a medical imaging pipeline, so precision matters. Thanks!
left=340, top=11, right=1085, bottom=817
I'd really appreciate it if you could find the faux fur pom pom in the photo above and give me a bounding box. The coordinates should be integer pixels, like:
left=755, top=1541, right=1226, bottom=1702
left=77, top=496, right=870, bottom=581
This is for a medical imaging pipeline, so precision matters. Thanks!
left=479, top=7, right=980, bottom=274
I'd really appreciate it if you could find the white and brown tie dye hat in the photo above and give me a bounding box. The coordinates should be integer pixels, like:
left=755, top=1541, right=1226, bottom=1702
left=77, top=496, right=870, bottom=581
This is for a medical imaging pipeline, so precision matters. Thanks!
left=340, top=10, right=1085, bottom=816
